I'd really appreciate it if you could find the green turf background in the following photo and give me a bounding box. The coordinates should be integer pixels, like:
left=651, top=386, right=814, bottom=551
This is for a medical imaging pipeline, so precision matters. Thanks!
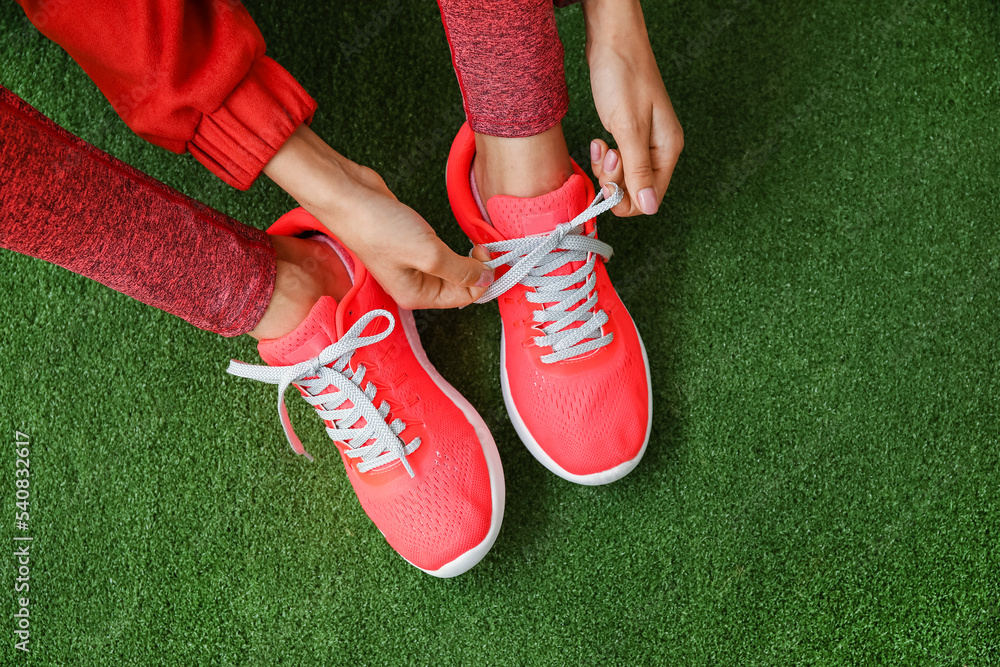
left=2, top=0, right=999, bottom=664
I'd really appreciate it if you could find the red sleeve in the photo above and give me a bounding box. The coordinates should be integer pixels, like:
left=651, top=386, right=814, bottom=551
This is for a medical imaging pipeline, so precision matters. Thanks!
left=16, top=0, right=317, bottom=190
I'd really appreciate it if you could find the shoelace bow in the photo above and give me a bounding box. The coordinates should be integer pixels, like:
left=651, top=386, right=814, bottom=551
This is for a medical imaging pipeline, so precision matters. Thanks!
left=227, top=310, right=418, bottom=477
left=476, top=182, right=625, bottom=363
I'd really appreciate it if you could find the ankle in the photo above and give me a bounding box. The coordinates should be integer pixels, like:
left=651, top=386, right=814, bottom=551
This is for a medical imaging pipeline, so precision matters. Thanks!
left=473, top=124, right=575, bottom=203
left=248, top=235, right=352, bottom=341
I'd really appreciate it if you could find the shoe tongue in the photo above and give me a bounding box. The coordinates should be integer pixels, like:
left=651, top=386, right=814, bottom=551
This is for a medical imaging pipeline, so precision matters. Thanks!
left=257, top=296, right=340, bottom=367
left=486, top=174, right=590, bottom=240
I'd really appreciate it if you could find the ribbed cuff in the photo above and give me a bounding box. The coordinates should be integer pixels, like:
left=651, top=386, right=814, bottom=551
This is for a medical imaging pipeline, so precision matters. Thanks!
left=188, top=57, right=317, bottom=191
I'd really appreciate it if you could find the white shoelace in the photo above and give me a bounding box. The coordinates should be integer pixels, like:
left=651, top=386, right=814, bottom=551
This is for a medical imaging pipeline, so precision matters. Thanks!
left=227, top=310, right=418, bottom=477
left=476, top=183, right=624, bottom=363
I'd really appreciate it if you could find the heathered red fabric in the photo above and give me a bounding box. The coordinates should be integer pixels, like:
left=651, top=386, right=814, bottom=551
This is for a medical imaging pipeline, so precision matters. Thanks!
left=0, top=0, right=574, bottom=338
left=438, top=0, right=570, bottom=138
left=0, top=86, right=276, bottom=337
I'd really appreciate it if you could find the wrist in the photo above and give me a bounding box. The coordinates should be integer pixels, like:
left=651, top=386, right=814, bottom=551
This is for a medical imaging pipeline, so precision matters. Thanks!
left=264, top=125, right=381, bottom=234
left=265, top=124, right=348, bottom=202
left=582, top=0, right=648, bottom=56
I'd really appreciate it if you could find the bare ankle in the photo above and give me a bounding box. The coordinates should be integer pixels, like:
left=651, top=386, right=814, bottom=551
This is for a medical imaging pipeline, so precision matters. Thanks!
left=473, top=124, right=574, bottom=203
left=247, top=235, right=352, bottom=341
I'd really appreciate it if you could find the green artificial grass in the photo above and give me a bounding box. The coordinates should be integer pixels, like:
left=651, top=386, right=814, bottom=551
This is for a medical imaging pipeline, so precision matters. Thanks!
left=2, top=0, right=999, bottom=664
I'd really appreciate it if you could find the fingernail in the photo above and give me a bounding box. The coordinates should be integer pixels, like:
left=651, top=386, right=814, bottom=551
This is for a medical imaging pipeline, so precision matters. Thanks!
left=602, top=183, right=615, bottom=199
left=476, top=269, right=495, bottom=287
left=590, top=140, right=601, bottom=163
left=603, top=150, right=618, bottom=172
left=637, top=188, right=659, bottom=215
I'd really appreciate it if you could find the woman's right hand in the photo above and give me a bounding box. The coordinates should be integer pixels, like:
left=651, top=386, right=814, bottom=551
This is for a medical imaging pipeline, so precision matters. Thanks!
left=264, top=124, right=494, bottom=310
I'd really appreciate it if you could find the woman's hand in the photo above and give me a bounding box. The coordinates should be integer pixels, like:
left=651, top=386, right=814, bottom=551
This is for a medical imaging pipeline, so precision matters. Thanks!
left=583, top=0, right=683, bottom=217
left=263, top=125, right=494, bottom=310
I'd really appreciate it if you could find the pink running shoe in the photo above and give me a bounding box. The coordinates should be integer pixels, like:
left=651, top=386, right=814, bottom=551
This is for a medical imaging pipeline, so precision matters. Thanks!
left=227, top=208, right=504, bottom=577
left=446, top=123, right=652, bottom=485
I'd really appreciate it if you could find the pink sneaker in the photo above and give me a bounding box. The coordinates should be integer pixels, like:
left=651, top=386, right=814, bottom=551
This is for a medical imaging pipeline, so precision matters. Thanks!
left=446, top=123, right=652, bottom=485
left=227, top=208, right=504, bottom=577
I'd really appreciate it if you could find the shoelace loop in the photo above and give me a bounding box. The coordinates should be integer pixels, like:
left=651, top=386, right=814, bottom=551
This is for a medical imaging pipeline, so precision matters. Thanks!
left=227, top=310, right=418, bottom=477
left=475, top=183, right=624, bottom=363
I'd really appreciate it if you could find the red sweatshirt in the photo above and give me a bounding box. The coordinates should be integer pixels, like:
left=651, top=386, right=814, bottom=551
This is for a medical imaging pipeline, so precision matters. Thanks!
left=16, top=0, right=317, bottom=190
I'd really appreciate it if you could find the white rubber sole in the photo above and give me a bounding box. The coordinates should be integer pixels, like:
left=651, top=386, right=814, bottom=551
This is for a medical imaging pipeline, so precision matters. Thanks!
left=499, top=312, right=653, bottom=486
left=397, top=310, right=505, bottom=578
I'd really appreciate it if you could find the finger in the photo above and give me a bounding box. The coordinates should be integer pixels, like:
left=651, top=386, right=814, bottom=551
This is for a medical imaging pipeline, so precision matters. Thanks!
left=598, top=148, right=632, bottom=216
left=418, top=244, right=498, bottom=308
left=470, top=243, right=492, bottom=264
left=416, top=272, right=489, bottom=309
left=615, top=110, right=659, bottom=216
left=647, top=103, right=684, bottom=203
left=590, top=139, right=610, bottom=181
left=592, top=140, right=635, bottom=215
left=421, top=240, right=494, bottom=291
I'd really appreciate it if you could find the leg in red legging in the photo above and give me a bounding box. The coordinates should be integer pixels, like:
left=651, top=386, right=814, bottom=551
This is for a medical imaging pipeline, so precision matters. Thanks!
left=436, top=0, right=576, bottom=202
left=436, top=1, right=655, bottom=486
left=0, top=88, right=506, bottom=577
left=0, top=86, right=350, bottom=341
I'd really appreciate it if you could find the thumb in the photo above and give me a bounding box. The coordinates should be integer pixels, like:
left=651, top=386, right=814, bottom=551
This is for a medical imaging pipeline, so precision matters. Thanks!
left=423, top=242, right=495, bottom=290
left=617, top=125, right=660, bottom=216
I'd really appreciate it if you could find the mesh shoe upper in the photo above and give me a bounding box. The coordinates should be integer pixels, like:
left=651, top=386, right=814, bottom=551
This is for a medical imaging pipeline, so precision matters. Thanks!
left=446, top=122, right=652, bottom=482
left=497, top=260, right=649, bottom=476
left=233, top=208, right=500, bottom=573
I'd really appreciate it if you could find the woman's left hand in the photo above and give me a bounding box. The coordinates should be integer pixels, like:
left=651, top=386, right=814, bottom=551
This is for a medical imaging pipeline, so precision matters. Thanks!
left=583, top=0, right=683, bottom=217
